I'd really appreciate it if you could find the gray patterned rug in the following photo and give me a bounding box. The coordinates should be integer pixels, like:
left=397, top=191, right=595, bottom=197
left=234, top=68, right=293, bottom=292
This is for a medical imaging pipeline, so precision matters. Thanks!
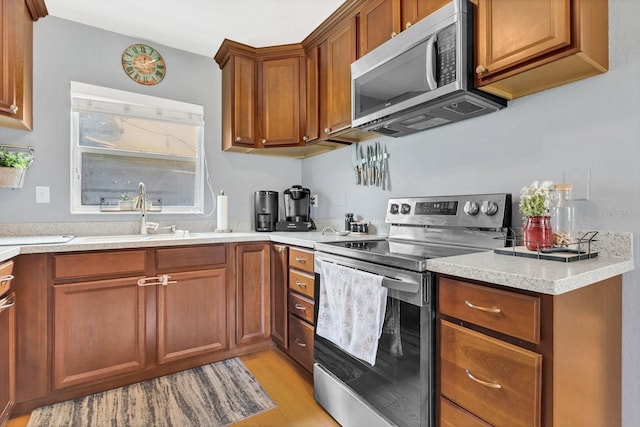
left=27, top=357, right=276, bottom=427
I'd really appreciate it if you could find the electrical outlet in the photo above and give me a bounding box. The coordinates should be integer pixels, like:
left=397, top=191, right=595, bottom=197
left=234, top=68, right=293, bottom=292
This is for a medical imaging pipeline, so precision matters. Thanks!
left=311, top=194, right=318, bottom=207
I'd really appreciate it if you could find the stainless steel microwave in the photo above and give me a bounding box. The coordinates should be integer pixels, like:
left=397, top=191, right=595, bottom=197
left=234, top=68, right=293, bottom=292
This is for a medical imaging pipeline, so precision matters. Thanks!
left=351, top=0, right=506, bottom=137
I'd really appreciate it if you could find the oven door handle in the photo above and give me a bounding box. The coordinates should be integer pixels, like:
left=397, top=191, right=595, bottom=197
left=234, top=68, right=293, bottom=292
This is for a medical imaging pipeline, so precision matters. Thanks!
left=380, top=277, right=420, bottom=294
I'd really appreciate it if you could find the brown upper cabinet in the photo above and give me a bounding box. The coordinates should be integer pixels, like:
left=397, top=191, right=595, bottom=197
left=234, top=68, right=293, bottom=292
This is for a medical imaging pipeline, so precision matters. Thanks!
left=321, top=16, right=357, bottom=139
left=473, top=0, right=608, bottom=99
left=0, top=0, right=47, bottom=131
left=359, top=0, right=449, bottom=56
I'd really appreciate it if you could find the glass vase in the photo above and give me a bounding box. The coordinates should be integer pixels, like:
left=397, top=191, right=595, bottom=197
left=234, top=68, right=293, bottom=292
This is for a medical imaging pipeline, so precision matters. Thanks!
left=523, top=216, right=553, bottom=251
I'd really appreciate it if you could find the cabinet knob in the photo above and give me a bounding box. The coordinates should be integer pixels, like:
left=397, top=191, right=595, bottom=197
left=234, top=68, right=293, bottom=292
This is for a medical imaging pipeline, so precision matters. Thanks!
left=303, top=136, right=308, bottom=142
left=324, top=128, right=330, bottom=134
left=405, top=21, right=412, bottom=30
left=390, top=31, right=397, bottom=38
left=235, top=136, right=241, bottom=142
left=476, top=65, right=488, bottom=75
left=277, top=246, right=287, bottom=253
left=9, top=104, right=18, bottom=114
left=261, top=139, right=267, bottom=145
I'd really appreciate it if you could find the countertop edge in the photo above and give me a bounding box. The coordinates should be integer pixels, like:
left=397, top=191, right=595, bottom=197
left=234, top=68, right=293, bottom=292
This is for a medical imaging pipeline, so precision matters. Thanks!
left=427, top=252, right=635, bottom=295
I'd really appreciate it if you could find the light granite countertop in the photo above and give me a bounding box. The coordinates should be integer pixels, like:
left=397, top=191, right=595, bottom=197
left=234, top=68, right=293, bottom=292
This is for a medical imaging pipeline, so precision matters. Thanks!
left=0, top=230, right=633, bottom=296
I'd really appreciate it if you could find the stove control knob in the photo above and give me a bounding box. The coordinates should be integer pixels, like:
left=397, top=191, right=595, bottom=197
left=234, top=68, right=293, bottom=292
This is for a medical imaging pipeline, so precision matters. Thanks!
left=389, top=203, right=399, bottom=214
left=481, top=201, right=499, bottom=216
left=401, top=203, right=411, bottom=214
left=463, top=201, right=479, bottom=216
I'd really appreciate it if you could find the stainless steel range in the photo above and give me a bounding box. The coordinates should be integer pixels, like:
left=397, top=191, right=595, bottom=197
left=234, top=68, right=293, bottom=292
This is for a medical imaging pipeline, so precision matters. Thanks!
left=313, top=193, right=512, bottom=427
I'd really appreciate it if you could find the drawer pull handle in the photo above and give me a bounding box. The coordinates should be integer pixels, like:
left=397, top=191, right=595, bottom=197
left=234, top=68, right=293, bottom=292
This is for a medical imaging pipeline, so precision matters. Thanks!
left=294, top=257, right=307, bottom=263
left=465, top=369, right=502, bottom=389
left=465, top=300, right=501, bottom=313
left=0, top=274, right=14, bottom=286
left=294, top=339, right=307, bottom=347
left=295, top=281, right=307, bottom=288
left=0, top=293, right=15, bottom=311
left=294, top=304, right=306, bottom=311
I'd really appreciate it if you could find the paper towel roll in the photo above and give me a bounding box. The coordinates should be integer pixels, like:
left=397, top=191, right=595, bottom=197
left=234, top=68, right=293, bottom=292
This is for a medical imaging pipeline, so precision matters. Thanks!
left=216, top=191, right=228, bottom=231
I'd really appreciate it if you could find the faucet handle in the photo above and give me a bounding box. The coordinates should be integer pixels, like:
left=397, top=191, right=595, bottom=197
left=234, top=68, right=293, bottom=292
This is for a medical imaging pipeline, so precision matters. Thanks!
left=163, top=225, right=177, bottom=233
left=147, top=222, right=160, bottom=231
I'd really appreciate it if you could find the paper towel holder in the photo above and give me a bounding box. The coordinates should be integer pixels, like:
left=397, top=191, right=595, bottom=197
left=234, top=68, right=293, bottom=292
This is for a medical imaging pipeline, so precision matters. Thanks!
left=215, top=189, right=233, bottom=233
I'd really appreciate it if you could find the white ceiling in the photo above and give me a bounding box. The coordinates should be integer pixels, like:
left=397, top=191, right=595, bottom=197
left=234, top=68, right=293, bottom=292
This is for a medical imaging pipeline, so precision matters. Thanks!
left=44, top=0, right=346, bottom=57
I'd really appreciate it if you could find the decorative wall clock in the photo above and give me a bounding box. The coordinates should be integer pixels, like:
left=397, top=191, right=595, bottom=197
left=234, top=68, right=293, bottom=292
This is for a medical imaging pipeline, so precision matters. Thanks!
left=121, top=44, right=166, bottom=85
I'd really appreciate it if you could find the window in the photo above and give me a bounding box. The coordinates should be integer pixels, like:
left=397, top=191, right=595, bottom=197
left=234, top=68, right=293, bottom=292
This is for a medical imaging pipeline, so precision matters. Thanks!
left=70, top=82, right=205, bottom=214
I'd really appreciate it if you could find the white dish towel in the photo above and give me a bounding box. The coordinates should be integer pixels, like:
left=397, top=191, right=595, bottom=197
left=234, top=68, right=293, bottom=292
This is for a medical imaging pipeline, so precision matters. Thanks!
left=316, top=261, right=388, bottom=366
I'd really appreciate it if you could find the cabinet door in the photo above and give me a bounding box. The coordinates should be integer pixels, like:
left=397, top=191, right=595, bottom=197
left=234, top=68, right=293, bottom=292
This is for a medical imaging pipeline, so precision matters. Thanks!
left=0, top=0, right=17, bottom=116
left=235, top=243, right=270, bottom=346
left=224, top=55, right=256, bottom=148
left=475, top=0, right=570, bottom=82
left=303, top=47, right=319, bottom=143
left=270, top=244, right=288, bottom=348
left=259, top=57, right=302, bottom=147
left=322, top=17, right=357, bottom=137
left=0, top=292, right=15, bottom=425
left=53, top=278, right=147, bottom=389
left=156, top=269, right=228, bottom=364
left=401, top=0, right=450, bottom=29
left=0, top=0, right=33, bottom=130
left=359, top=0, right=401, bottom=56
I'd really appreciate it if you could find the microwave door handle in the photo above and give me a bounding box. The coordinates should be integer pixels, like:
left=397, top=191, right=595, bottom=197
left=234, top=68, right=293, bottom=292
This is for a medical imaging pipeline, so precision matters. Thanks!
left=425, top=34, right=438, bottom=91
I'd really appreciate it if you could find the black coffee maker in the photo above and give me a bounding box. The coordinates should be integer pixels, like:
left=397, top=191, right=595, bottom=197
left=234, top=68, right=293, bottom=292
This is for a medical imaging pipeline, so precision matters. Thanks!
left=254, top=191, right=278, bottom=232
left=276, top=185, right=316, bottom=231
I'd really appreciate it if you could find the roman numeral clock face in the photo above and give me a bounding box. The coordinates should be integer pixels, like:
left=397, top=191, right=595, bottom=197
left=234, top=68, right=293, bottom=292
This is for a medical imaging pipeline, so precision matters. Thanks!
left=122, top=44, right=166, bottom=85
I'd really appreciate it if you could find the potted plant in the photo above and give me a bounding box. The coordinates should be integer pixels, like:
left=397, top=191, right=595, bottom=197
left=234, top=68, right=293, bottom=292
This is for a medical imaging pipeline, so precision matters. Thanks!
left=0, top=146, right=34, bottom=189
left=519, top=180, right=554, bottom=250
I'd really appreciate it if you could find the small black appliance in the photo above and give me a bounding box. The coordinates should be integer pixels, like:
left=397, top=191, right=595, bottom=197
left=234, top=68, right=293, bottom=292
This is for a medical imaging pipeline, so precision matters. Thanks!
left=276, top=185, right=315, bottom=231
left=254, top=190, right=278, bottom=232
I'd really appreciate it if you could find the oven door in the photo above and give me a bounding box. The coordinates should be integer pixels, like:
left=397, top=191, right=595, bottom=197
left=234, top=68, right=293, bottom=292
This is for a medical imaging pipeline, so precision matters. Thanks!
left=313, top=252, right=434, bottom=427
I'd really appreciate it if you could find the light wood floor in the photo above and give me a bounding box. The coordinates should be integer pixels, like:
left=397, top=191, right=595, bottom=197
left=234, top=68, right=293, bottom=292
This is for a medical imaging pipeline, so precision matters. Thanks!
left=7, top=349, right=340, bottom=427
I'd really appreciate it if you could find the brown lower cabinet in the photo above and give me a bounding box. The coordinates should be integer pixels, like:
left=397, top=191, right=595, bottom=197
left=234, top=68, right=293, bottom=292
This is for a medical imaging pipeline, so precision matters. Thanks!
left=271, top=244, right=315, bottom=372
left=437, top=274, right=622, bottom=427
left=0, top=260, right=15, bottom=425
left=12, top=243, right=273, bottom=414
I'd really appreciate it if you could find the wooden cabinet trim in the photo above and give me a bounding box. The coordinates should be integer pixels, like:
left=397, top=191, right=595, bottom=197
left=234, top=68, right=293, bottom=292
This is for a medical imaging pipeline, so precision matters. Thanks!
left=155, top=245, right=227, bottom=273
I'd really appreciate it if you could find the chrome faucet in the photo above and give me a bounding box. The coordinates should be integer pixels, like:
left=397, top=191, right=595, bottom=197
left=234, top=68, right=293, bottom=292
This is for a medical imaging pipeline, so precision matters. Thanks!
left=136, top=182, right=159, bottom=234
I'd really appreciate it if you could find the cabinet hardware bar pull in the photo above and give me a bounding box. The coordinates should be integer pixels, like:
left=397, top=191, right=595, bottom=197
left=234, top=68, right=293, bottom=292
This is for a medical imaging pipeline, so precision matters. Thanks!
left=465, top=369, right=502, bottom=389
left=294, top=339, right=307, bottom=347
left=0, top=274, right=14, bottom=285
left=294, top=257, right=307, bottom=263
left=0, top=293, right=15, bottom=311
left=464, top=300, right=501, bottom=313
left=295, top=281, right=307, bottom=288
left=294, top=304, right=306, bottom=311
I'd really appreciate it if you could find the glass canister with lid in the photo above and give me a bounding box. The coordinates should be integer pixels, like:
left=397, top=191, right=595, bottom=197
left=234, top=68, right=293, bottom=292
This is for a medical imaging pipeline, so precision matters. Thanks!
left=550, top=184, right=576, bottom=247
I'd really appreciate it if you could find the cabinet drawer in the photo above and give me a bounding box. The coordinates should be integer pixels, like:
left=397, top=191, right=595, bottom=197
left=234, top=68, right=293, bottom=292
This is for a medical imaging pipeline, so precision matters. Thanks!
left=288, top=291, right=314, bottom=324
left=289, top=247, right=314, bottom=273
left=156, top=245, right=226, bottom=272
left=289, top=269, right=315, bottom=299
left=440, top=320, right=542, bottom=427
left=53, top=251, right=146, bottom=280
left=288, top=314, right=314, bottom=371
left=439, top=277, right=540, bottom=343
left=0, top=260, right=14, bottom=296
left=441, top=397, right=491, bottom=427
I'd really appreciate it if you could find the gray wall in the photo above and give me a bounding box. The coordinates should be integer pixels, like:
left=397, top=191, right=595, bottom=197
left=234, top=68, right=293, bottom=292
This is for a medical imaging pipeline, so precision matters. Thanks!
left=302, top=1, right=640, bottom=425
left=0, top=17, right=301, bottom=229
left=0, top=1, right=638, bottom=424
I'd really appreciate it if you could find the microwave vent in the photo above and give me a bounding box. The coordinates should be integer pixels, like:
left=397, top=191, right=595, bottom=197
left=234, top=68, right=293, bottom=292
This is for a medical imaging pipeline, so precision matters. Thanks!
left=443, top=100, right=485, bottom=115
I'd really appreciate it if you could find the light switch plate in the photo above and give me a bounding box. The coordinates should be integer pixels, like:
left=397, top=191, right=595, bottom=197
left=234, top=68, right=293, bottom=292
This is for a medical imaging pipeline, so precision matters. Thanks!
left=563, top=169, right=590, bottom=200
left=36, top=186, right=50, bottom=203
